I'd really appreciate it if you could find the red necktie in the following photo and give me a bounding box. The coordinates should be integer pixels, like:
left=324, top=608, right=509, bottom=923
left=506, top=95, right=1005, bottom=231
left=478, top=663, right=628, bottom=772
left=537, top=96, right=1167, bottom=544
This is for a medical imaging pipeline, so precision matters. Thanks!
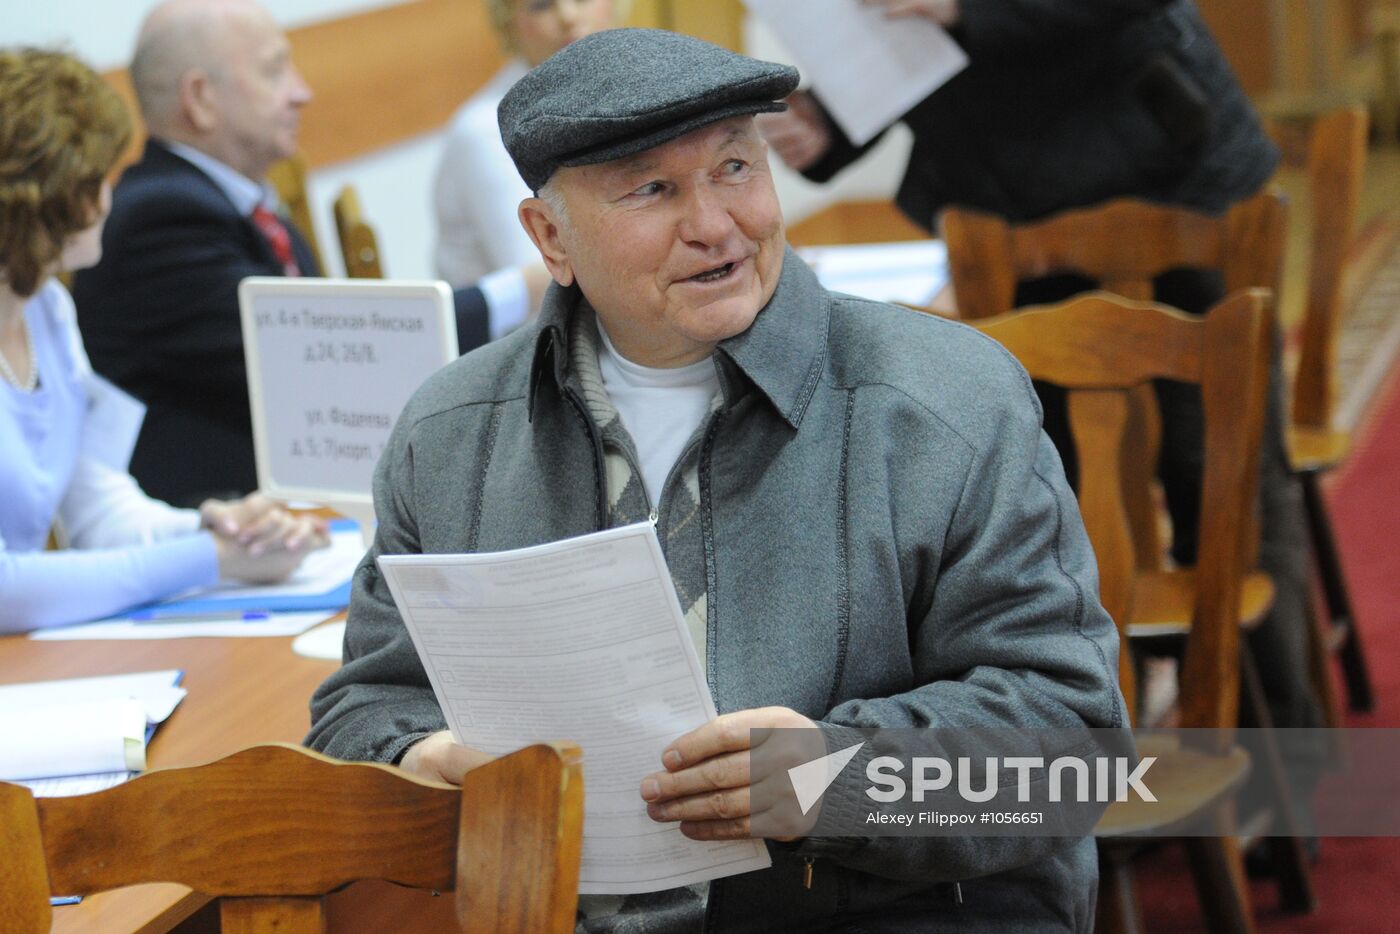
left=250, top=205, right=302, bottom=277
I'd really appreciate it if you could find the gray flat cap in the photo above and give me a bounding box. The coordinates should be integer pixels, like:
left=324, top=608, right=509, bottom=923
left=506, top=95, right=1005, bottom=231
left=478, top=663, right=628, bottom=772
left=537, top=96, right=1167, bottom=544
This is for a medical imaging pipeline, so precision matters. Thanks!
left=498, top=28, right=800, bottom=191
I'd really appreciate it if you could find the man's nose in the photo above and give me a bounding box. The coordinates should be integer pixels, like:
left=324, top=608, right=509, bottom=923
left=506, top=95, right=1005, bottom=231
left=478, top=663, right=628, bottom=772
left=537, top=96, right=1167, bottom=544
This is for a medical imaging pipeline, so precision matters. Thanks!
left=677, top=185, right=737, bottom=246
left=289, top=66, right=314, bottom=106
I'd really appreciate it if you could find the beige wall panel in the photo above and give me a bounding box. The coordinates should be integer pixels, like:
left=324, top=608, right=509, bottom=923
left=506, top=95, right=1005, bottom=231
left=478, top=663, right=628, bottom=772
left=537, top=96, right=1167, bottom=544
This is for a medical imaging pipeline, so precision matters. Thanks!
left=286, top=0, right=505, bottom=166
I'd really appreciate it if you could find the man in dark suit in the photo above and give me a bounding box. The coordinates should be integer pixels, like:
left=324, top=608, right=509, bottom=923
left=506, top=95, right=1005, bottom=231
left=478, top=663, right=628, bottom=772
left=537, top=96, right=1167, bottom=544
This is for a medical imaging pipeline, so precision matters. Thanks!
left=72, top=0, right=500, bottom=506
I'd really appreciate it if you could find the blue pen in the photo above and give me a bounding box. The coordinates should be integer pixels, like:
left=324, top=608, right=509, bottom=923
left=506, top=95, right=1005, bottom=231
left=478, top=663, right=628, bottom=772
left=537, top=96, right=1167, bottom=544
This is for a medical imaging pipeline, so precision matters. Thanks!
left=130, top=610, right=271, bottom=623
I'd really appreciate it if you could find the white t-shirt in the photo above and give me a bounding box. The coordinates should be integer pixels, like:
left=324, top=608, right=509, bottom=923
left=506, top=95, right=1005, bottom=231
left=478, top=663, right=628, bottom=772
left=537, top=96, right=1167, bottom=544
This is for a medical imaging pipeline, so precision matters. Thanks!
left=595, top=324, right=719, bottom=509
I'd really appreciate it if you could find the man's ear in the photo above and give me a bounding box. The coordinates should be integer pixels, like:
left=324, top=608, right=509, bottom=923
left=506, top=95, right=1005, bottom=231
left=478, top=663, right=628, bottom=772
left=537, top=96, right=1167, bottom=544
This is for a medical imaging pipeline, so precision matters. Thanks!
left=518, top=198, right=575, bottom=287
left=181, top=69, right=218, bottom=133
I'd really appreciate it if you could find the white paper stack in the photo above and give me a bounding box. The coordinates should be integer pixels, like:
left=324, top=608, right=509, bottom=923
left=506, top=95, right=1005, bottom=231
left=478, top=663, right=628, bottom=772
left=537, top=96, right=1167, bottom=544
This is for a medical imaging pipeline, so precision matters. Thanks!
left=0, top=670, right=186, bottom=795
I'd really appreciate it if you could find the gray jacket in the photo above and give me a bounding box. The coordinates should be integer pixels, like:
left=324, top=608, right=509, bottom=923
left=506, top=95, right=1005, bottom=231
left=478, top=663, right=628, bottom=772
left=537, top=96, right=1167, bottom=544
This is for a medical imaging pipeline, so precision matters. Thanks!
left=307, top=250, right=1125, bottom=932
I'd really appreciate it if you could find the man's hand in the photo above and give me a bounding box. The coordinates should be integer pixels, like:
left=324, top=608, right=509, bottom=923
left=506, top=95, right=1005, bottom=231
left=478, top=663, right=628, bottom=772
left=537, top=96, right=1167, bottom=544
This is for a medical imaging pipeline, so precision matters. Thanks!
left=399, top=730, right=497, bottom=785
left=200, top=492, right=329, bottom=556
left=862, top=0, right=961, bottom=26
left=640, top=707, right=824, bottom=842
left=756, top=92, right=834, bottom=172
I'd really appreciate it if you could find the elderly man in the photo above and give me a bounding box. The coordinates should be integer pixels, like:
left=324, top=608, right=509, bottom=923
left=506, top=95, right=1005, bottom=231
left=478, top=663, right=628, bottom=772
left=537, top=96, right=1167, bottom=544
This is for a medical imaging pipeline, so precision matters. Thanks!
left=70, top=0, right=519, bottom=506
left=308, top=29, right=1123, bottom=932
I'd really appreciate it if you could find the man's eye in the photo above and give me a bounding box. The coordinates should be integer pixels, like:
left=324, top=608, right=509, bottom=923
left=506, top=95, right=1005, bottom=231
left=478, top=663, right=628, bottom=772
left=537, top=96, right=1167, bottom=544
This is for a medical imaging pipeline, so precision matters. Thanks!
left=721, top=159, right=748, bottom=176
left=632, top=182, right=664, bottom=197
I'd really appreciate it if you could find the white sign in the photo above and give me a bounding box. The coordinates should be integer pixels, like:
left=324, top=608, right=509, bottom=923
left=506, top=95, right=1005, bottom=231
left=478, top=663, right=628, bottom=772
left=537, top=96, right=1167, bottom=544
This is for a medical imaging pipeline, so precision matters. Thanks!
left=239, top=278, right=457, bottom=514
left=743, top=0, right=967, bottom=146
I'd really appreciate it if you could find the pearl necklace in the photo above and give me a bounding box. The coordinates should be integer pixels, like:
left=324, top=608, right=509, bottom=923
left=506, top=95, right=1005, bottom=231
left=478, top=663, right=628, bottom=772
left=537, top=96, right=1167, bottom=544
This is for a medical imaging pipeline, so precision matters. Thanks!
left=0, top=317, right=38, bottom=392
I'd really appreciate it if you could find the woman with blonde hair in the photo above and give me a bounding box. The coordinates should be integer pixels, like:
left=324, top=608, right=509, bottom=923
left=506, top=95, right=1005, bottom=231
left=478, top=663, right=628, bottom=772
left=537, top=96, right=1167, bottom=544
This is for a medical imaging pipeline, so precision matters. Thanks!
left=432, top=0, right=619, bottom=288
left=0, top=47, right=326, bottom=634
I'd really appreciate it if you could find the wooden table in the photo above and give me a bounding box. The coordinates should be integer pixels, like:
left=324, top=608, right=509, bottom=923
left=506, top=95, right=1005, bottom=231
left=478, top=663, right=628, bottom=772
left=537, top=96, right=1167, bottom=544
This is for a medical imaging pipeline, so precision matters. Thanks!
left=0, top=631, right=338, bottom=933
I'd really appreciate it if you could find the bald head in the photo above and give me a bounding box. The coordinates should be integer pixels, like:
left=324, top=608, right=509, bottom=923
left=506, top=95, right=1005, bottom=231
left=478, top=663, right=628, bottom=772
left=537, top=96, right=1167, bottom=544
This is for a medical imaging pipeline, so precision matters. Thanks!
left=131, top=0, right=311, bottom=179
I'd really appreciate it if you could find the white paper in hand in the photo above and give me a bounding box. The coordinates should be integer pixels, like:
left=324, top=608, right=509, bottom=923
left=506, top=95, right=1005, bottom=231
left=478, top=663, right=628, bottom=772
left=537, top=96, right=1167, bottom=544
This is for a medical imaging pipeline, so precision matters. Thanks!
left=377, top=523, right=771, bottom=895
left=744, top=0, right=968, bottom=145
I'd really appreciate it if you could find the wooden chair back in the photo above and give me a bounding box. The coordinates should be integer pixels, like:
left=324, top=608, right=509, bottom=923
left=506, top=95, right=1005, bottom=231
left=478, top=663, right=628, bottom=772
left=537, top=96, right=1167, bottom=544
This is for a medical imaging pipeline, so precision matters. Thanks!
left=941, top=192, right=1287, bottom=571
left=940, top=191, right=1288, bottom=320
left=0, top=742, right=583, bottom=934
left=973, top=291, right=1274, bottom=731
left=334, top=185, right=386, bottom=278
left=267, top=154, right=326, bottom=274
left=1263, top=105, right=1369, bottom=431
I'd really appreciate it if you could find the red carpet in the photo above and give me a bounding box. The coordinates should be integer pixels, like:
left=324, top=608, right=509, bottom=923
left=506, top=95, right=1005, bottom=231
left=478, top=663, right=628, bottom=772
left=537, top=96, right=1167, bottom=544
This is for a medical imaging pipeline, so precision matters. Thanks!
left=1132, top=359, right=1400, bottom=933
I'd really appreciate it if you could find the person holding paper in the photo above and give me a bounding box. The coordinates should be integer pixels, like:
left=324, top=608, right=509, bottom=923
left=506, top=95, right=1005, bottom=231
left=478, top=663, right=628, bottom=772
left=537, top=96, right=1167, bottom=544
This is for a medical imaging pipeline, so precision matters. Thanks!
left=432, top=0, right=619, bottom=288
left=760, top=0, right=1327, bottom=764
left=761, top=0, right=1273, bottom=228
left=308, top=29, right=1124, bottom=931
left=0, top=47, right=328, bottom=635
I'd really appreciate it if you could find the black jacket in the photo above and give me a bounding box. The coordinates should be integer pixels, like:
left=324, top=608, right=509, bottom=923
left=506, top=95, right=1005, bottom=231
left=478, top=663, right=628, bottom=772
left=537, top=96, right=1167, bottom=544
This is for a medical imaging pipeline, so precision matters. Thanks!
left=71, top=140, right=323, bottom=505
left=804, top=0, right=1278, bottom=228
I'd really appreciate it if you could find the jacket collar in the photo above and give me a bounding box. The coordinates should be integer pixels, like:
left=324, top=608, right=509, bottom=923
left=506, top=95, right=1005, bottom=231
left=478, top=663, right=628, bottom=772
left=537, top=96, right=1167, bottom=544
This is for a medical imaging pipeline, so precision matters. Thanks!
left=148, top=138, right=277, bottom=216
left=528, top=246, right=828, bottom=430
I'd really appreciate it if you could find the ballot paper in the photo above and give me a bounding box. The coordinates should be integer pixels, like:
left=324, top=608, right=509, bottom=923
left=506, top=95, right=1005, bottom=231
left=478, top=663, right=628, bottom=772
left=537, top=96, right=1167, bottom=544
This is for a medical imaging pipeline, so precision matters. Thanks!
left=744, top=0, right=968, bottom=146
left=377, top=523, right=772, bottom=895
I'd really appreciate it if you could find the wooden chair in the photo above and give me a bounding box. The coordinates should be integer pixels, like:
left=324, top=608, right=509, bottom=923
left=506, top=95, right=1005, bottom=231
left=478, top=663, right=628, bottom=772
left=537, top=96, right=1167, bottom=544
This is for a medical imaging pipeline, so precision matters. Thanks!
left=334, top=185, right=386, bottom=278
left=0, top=742, right=583, bottom=934
left=267, top=154, right=327, bottom=274
left=941, top=191, right=1288, bottom=641
left=974, top=290, right=1273, bottom=934
left=944, top=192, right=1317, bottom=915
left=1265, top=105, right=1375, bottom=721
